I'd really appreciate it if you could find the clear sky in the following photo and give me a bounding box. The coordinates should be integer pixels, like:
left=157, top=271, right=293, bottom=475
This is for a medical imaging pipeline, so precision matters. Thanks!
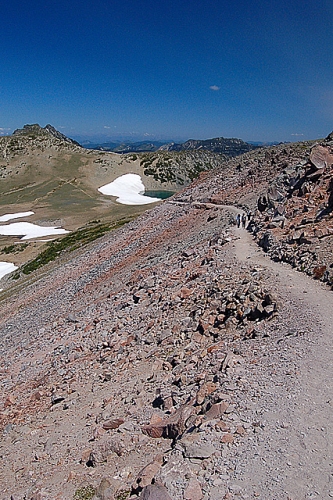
left=1, top=0, right=332, bottom=142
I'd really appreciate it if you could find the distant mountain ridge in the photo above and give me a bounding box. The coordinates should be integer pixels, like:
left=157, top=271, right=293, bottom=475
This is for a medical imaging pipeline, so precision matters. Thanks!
left=83, top=140, right=168, bottom=153
left=159, top=137, right=258, bottom=155
left=84, top=136, right=259, bottom=156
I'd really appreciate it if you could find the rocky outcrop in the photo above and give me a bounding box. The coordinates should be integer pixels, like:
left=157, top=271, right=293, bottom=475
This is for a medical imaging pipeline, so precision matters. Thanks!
left=243, top=135, right=333, bottom=286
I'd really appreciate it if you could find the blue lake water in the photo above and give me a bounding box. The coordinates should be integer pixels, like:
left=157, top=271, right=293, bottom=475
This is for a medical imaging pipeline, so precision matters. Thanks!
left=144, top=190, right=175, bottom=200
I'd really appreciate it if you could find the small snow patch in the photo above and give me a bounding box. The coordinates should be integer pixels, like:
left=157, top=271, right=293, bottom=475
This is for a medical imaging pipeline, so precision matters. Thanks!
left=0, top=222, right=69, bottom=240
left=0, top=211, right=34, bottom=222
left=0, top=262, right=18, bottom=280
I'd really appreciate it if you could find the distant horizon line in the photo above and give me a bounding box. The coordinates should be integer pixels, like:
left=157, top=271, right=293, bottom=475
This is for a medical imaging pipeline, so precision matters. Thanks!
left=0, top=122, right=327, bottom=145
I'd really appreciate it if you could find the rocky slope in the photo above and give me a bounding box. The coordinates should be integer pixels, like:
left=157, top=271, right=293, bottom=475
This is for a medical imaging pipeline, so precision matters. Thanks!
left=177, top=131, right=333, bottom=288
left=244, top=133, right=333, bottom=286
left=0, top=132, right=332, bottom=499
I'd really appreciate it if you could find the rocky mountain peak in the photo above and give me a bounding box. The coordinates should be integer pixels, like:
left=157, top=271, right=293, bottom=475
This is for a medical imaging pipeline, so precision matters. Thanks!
left=44, top=124, right=81, bottom=146
left=13, top=123, right=81, bottom=147
left=13, top=123, right=45, bottom=136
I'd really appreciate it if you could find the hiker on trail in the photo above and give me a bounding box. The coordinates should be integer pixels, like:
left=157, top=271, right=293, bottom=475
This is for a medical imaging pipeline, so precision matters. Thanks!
left=242, top=213, right=246, bottom=228
left=236, top=214, right=241, bottom=228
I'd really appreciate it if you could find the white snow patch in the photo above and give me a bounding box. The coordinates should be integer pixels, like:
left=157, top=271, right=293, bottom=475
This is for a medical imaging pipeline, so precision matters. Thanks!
left=0, top=222, right=69, bottom=240
left=98, top=174, right=161, bottom=205
left=0, top=211, right=34, bottom=222
left=0, top=262, right=18, bottom=280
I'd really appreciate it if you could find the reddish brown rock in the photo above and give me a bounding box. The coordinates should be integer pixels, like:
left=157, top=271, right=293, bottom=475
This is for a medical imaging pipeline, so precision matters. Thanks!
left=179, top=287, right=193, bottom=299
left=205, top=401, right=229, bottom=420
left=215, top=420, right=230, bottom=432
left=102, top=418, right=125, bottom=430
left=184, top=477, right=203, bottom=500
left=142, top=402, right=196, bottom=439
left=310, top=145, right=333, bottom=170
left=236, top=425, right=246, bottom=436
left=196, top=381, right=217, bottom=404
left=313, top=265, right=326, bottom=280
left=134, top=454, right=163, bottom=489
left=4, top=395, right=16, bottom=407
left=221, top=433, right=234, bottom=444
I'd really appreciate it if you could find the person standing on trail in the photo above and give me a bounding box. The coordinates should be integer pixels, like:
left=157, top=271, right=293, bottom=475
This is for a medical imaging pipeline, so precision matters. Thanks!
left=242, top=213, right=246, bottom=228
left=236, top=214, right=241, bottom=228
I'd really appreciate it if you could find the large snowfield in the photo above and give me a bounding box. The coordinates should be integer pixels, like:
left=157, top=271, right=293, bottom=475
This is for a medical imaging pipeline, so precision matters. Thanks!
left=98, top=173, right=161, bottom=205
left=0, top=211, right=69, bottom=240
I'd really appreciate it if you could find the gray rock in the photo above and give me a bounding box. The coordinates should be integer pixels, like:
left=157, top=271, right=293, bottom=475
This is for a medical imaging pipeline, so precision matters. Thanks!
left=141, top=484, right=172, bottom=500
left=182, top=437, right=216, bottom=459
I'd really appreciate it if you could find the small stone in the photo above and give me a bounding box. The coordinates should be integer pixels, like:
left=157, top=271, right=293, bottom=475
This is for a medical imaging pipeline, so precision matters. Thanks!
left=221, top=433, right=234, bottom=444
left=51, top=394, right=65, bottom=405
left=236, top=425, right=246, bottom=436
left=196, top=381, right=217, bottom=404
left=215, top=421, right=230, bottom=432
left=184, top=477, right=203, bottom=500
left=102, top=418, right=125, bottom=430
left=80, top=448, right=92, bottom=464
left=4, top=395, right=16, bottom=407
left=142, top=402, right=195, bottom=439
left=95, top=477, right=114, bottom=500
left=179, top=287, right=193, bottom=299
left=229, top=483, right=243, bottom=494
left=67, top=471, right=76, bottom=482
left=205, top=402, right=229, bottom=420
left=67, top=313, right=79, bottom=323
left=182, top=438, right=216, bottom=459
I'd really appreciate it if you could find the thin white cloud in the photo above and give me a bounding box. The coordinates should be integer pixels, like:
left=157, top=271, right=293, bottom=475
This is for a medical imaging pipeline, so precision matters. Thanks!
left=104, top=126, right=111, bottom=129
left=209, top=85, right=220, bottom=91
left=291, top=133, right=304, bottom=136
left=0, top=127, right=11, bottom=135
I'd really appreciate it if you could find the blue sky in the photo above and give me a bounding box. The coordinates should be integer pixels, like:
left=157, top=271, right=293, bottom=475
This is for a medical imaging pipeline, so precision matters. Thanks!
left=1, top=0, right=332, bottom=142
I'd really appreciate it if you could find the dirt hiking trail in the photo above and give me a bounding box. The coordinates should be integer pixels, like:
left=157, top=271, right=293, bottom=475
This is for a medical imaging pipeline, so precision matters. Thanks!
left=230, top=223, right=333, bottom=499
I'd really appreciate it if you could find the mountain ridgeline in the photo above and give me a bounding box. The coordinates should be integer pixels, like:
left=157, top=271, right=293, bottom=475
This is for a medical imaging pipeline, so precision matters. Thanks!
left=159, top=137, right=258, bottom=155
left=82, top=136, right=259, bottom=155
left=0, top=124, right=258, bottom=198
